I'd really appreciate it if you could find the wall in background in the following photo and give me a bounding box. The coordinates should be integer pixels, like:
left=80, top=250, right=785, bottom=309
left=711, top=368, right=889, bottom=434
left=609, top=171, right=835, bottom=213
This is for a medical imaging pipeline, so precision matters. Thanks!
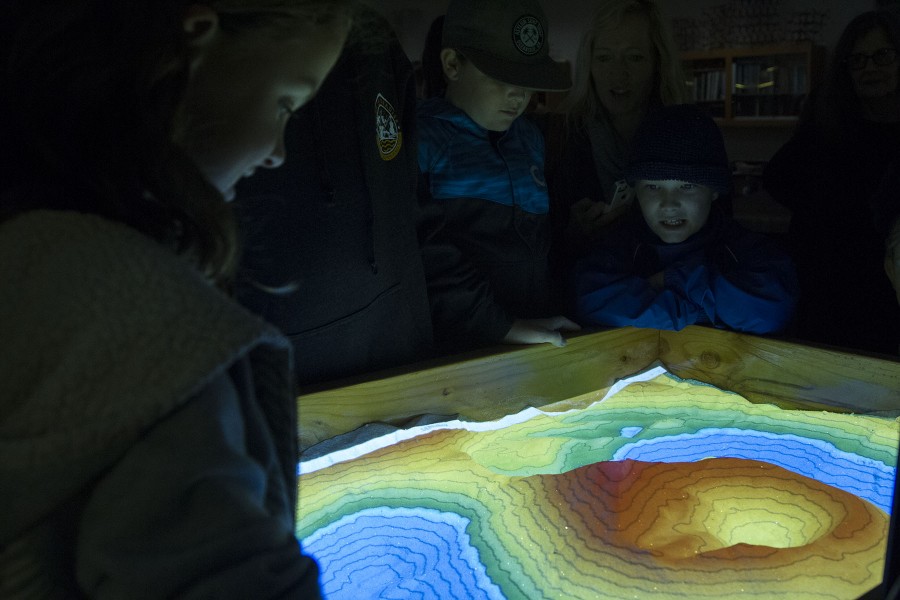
left=378, top=0, right=879, bottom=161
left=379, top=0, right=875, bottom=67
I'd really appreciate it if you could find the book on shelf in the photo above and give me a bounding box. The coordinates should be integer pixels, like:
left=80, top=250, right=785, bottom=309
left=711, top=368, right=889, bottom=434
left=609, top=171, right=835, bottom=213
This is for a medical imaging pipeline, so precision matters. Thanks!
left=688, top=69, right=724, bottom=102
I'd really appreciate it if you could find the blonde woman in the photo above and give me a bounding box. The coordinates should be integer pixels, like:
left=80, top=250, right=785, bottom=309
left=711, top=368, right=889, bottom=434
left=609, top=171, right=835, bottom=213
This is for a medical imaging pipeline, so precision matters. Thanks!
left=548, top=0, right=687, bottom=297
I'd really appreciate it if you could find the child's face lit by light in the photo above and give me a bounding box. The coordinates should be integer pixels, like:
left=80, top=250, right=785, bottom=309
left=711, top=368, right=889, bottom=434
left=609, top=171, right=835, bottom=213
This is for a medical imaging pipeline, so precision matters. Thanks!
left=636, top=179, right=717, bottom=244
left=442, top=50, right=534, bottom=132
left=175, top=13, right=348, bottom=201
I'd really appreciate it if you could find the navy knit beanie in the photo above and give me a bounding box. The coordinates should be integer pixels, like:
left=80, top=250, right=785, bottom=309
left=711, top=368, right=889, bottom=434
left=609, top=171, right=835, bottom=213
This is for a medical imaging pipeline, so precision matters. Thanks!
left=625, top=104, right=732, bottom=197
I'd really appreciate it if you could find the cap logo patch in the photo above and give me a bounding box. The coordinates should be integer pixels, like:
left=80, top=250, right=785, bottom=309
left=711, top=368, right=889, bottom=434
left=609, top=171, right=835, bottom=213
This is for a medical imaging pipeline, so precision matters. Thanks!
left=375, top=93, right=401, bottom=161
left=512, top=15, right=543, bottom=56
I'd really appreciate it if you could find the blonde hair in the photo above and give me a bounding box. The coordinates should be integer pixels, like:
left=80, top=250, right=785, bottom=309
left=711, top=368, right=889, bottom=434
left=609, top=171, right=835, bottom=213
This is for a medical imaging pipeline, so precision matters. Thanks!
left=559, top=0, right=687, bottom=128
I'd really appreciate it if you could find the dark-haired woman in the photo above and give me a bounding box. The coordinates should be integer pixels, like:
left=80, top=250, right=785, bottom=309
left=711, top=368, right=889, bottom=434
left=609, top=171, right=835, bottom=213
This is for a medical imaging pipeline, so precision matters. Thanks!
left=764, top=10, right=900, bottom=354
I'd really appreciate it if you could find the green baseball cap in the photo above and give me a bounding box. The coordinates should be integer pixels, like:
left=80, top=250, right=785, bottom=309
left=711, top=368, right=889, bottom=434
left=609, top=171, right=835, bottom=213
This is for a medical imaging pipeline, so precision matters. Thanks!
left=442, top=0, right=572, bottom=92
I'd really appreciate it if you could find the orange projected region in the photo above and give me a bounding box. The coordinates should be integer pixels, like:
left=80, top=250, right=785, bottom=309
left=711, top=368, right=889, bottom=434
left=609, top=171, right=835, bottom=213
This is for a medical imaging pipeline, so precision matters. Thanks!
left=297, top=368, right=899, bottom=600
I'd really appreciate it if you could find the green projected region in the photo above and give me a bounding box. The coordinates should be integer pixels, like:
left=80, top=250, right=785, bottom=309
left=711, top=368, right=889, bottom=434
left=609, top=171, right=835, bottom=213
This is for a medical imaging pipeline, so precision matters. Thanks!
left=298, top=367, right=899, bottom=600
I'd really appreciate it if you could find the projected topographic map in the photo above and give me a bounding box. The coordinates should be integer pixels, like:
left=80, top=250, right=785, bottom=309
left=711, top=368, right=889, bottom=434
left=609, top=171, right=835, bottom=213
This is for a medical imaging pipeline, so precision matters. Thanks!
left=297, top=366, right=899, bottom=600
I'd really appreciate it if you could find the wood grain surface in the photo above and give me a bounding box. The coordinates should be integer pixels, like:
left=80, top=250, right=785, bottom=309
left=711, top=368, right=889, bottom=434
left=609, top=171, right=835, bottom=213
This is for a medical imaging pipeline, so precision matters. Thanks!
left=297, top=326, right=900, bottom=449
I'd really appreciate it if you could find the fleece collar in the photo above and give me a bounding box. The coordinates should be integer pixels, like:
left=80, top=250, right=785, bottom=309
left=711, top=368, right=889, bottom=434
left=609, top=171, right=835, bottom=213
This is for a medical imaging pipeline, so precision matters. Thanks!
left=0, top=209, right=293, bottom=541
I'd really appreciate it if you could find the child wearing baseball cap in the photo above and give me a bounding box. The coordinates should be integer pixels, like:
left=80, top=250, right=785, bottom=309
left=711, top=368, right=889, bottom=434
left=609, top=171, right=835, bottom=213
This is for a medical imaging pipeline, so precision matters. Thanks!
left=573, top=104, right=799, bottom=334
left=417, top=0, right=579, bottom=353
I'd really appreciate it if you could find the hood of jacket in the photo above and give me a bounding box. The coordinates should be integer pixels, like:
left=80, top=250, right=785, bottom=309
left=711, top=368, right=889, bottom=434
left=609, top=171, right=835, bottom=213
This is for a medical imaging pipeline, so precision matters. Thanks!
left=0, top=207, right=293, bottom=542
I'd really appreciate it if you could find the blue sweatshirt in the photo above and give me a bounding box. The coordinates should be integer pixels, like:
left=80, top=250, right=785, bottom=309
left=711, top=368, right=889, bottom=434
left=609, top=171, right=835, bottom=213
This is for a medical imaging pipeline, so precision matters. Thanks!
left=574, top=207, right=798, bottom=334
left=417, top=97, right=555, bottom=349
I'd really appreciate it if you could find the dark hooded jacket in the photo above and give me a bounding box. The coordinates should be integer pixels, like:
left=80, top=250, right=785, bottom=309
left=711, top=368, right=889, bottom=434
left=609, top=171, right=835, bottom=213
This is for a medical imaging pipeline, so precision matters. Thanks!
left=416, top=98, right=555, bottom=351
left=234, top=20, right=434, bottom=386
left=764, top=115, right=900, bottom=354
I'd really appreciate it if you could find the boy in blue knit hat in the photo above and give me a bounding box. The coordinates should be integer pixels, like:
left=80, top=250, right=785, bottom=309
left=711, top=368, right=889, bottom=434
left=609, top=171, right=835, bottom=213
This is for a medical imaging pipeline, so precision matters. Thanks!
left=573, top=104, right=799, bottom=334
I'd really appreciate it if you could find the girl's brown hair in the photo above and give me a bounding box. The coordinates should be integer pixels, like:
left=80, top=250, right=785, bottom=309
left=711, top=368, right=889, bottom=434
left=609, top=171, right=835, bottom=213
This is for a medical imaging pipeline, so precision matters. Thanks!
left=1, top=0, right=354, bottom=285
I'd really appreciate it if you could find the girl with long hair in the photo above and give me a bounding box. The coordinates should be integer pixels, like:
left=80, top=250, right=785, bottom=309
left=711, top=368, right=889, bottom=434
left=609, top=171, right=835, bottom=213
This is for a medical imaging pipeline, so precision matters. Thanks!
left=1, top=1, right=353, bottom=596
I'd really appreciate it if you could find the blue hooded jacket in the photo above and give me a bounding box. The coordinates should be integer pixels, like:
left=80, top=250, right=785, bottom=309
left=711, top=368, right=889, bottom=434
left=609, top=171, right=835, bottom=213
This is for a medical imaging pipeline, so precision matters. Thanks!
left=574, top=207, right=798, bottom=334
left=417, top=97, right=556, bottom=349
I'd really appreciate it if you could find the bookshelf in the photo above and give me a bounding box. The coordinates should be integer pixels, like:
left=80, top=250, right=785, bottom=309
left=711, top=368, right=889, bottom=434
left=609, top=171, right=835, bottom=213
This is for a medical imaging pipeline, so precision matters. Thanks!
left=682, top=42, right=825, bottom=126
